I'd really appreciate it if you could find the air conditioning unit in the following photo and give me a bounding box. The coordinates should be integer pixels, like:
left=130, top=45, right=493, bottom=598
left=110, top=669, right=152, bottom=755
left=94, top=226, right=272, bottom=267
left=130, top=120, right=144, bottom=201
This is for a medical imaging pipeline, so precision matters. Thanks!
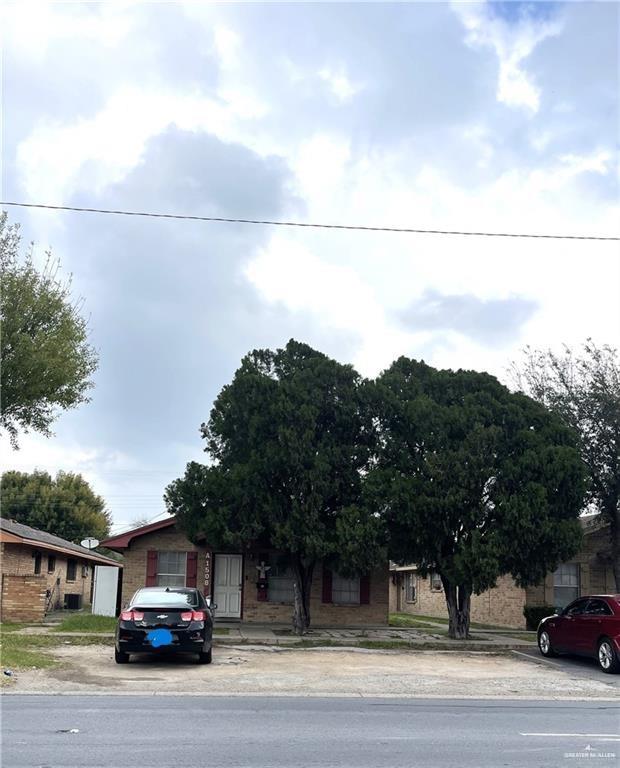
left=64, top=594, right=83, bottom=610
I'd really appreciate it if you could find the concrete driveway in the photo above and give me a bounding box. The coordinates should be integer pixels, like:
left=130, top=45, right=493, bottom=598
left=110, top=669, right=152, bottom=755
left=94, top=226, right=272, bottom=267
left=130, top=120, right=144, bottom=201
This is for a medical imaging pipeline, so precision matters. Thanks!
left=513, top=647, right=620, bottom=685
left=4, top=643, right=619, bottom=699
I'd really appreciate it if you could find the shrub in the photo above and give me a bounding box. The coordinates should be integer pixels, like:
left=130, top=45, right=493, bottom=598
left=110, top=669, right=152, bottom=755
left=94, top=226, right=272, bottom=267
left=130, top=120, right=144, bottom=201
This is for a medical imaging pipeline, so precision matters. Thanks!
left=524, top=605, right=557, bottom=630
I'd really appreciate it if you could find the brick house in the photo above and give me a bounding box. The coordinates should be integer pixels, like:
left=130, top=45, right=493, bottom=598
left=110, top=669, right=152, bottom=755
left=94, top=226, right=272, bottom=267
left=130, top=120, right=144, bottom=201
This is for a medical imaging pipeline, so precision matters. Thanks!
left=0, top=518, right=121, bottom=622
left=389, top=514, right=616, bottom=629
left=101, top=517, right=389, bottom=626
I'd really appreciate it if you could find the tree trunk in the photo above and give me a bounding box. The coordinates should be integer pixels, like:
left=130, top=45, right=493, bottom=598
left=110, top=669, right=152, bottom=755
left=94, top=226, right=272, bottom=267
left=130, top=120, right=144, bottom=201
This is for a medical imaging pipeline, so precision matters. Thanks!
left=443, top=578, right=471, bottom=640
left=611, top=514, right=620, bottom=592
left=292, top=558, right=315, bottom=636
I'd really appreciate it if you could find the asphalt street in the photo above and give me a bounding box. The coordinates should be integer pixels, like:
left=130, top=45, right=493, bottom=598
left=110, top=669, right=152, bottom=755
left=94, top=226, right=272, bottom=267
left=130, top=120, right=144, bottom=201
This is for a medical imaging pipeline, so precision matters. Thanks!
left=2, top=696, right=619, bottom=768
left=513, top=648, right=620, bottom=687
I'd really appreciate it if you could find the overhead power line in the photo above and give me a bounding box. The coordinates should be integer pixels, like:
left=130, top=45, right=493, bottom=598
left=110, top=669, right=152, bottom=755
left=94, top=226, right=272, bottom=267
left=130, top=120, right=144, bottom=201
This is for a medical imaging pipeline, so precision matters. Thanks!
left=1, top=201, right=617, bottom=241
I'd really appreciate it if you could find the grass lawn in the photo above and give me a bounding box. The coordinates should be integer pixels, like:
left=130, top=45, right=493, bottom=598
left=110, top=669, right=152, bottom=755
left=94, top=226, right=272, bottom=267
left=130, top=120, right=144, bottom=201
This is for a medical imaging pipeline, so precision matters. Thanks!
left=52, top=614, right=118, bottom=633
left=1, top=633, right=58, bottom=672
left=389, top=613, right=441, bottom=629
left=1, top=632, right=115, bottom=676
left=389, top=613, right=526, bottom=632
left=0, top=622, right=28, bottom=633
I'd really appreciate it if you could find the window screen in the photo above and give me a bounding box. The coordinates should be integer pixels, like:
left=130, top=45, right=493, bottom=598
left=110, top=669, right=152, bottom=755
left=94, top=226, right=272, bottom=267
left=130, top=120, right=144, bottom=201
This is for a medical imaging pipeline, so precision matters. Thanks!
left=66, top=559, right=77, bottom=581
left=405, top=573, right=416, bottom=603
left=332, top=574, right=360, bottom=605
left=553, top=563, right=579, bottom=609
left=157, top=551, right=186, bottom=587
left=268, top=563, right=295, bottom=604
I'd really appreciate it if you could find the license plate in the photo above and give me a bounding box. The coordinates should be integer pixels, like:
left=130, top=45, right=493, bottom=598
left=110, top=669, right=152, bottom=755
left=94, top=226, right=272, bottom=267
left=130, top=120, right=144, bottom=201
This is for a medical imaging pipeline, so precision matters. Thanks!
left=146, top=628, right=173, bottom=647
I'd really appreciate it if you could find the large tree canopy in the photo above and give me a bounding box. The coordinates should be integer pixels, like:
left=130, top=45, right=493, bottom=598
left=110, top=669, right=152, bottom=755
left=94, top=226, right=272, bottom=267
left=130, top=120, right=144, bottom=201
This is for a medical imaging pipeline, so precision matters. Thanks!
left=369, top=358, right=586, bottom=639
left=1, top=469, right=112, bottom=543
left=0, top=213, right=98, bottom=447
left=512, top=341, right=620, bottom=589
left=165, top=340, right=384, bottom=634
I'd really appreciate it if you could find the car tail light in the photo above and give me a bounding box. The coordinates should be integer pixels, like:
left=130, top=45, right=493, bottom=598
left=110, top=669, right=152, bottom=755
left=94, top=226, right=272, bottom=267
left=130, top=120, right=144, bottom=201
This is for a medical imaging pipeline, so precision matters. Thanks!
left=181, top=610, right=205, bottom=622
left=120, top=610, right=144, bottom=621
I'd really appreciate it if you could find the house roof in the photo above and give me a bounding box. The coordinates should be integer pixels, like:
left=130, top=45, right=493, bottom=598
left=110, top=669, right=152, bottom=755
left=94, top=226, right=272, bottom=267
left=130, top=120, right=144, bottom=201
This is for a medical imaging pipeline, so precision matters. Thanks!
left=0, top=517, right=121, bottom=567
left=100, top=516, right=177, bottom=551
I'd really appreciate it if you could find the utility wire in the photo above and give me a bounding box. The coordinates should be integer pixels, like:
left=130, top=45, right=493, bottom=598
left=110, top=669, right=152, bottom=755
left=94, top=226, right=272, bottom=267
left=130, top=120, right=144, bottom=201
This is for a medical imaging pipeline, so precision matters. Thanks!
left=2, top=201, right=617, bottom=241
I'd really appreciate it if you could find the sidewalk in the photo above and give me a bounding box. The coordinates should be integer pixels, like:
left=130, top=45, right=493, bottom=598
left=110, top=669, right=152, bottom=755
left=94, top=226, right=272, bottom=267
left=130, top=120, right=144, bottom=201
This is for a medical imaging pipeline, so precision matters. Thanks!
left=212, top=621, right=536, bottom=650
left=11, top=619, right=537, bottom=651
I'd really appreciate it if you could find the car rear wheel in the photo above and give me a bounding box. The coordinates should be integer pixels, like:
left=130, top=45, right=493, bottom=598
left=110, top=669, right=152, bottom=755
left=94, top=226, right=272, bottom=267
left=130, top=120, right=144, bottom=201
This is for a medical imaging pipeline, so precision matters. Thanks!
left=197, top=648, right=212, bottom=664
left=538, top=630, right=557, bottom=658
left=597, top=638, right=620, bottom=674
left=114, top=648, right=129, bottom=664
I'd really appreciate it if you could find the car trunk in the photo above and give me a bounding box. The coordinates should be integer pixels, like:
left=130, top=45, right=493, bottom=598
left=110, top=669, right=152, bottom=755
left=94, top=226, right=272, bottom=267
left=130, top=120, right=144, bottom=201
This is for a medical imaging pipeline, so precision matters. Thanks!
left=133, top=606, right=193, bottom=628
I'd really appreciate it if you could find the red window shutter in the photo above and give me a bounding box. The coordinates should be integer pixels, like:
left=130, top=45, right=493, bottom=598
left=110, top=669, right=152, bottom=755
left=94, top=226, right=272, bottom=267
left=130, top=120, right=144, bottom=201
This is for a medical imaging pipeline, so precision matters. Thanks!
left=360, top=573, right=371, bottom=604
left=146, top=550, right=158, bottom=586
left=186, top=551, right=198, bottom=587
left=322, top=566, right=333, bottom=603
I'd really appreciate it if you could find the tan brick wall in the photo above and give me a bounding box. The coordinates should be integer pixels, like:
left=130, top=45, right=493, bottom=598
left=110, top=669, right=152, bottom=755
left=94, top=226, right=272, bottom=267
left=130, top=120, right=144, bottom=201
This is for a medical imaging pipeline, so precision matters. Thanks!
left=118, top=530, right=389, bottom=626
left=1, top=574, right=47, bottom=621
left=390, top=526, right=616, bottom=628
left=390, top=570, right=527, bottom=629
left=241, top=554, right=389, bottom=626
left=119, top=527, right=206, bottom=607
left=1, top=542, right=94, bottom=612
left=526, top=524, right=615, bottom=608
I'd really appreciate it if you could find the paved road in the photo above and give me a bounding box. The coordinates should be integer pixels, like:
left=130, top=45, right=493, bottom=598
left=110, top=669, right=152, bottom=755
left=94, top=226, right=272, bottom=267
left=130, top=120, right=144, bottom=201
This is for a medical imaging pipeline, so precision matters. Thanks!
left=2, top=696, right=619, bottom=768
left=513, top=648, right=620, bottom=686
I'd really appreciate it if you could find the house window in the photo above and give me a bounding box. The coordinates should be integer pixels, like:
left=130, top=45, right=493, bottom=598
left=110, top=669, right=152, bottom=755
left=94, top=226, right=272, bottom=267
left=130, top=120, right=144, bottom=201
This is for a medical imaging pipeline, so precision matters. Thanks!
left=332, top=573, right=360, bottom=605
left=66, top=559, right=77, bottom=582
left=48, top=555, right=56, bottom=573
left=268, top=563, right=295, bottom=604
left=157, top=551, right=186, bottom=587
left=553, top=563, right=579, bottom=609
left=33, top=552, right=42, bottom=575
left=404, top=573, right=416, bottom=603
left=430, top=572, right=442, bottom=591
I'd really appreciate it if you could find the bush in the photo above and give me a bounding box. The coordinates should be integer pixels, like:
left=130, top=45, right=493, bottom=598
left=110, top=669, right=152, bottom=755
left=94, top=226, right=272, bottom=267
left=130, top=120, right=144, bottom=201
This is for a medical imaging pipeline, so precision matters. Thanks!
left=524, top=605, right=557, bottom=630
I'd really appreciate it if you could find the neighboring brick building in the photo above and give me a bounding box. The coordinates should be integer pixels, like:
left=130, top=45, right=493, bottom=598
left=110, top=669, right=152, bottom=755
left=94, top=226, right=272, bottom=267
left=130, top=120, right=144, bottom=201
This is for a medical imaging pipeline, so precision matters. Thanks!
left=389, top=514, right=616, bottom=629
left=101, top=517, right=389, bottom=626
left=0, top=518, right=121, bottom=622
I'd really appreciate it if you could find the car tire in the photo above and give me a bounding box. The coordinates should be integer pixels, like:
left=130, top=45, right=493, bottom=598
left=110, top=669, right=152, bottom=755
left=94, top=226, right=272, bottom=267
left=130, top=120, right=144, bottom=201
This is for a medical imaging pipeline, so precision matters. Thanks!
left=597, top=637, right=620, bottom=674
left=197, top=648, right=212, bottom=664
left=114, top=648, right=129, bottom=664
left=538, top=629, right=557, bottom=658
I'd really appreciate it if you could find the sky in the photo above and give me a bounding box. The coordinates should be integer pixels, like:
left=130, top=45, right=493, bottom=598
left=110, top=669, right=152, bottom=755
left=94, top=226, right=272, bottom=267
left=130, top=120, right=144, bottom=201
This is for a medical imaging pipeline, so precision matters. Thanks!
left=1, top=1, right=618, bottom=534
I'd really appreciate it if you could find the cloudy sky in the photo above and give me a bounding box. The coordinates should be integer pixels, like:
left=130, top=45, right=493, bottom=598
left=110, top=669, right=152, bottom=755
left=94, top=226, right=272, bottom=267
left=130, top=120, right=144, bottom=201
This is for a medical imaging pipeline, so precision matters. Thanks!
left=2, top=1, right=618, bottom=533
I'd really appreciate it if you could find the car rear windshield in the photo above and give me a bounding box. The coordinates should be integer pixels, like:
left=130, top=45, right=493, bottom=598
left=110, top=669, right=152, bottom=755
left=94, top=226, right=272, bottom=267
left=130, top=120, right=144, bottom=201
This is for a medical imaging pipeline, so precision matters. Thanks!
left=133, top=590, right=198, bottom=607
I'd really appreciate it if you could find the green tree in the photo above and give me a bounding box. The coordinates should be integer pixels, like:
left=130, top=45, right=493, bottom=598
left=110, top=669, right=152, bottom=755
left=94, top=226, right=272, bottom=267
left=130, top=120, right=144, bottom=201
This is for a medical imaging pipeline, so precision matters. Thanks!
left=0, top=213, right=98, bottom=447
left=369, top=358, right=586, bottom=639
left=512, top=341, right=620, bottom=589
left=165, top=340, right=384, bottom=634
left=1, top=470, right=111, bottom=542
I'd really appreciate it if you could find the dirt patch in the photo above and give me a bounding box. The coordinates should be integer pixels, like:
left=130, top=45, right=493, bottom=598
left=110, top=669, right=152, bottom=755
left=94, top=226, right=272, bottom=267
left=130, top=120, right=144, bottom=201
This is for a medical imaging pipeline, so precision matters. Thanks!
left=2, top=643, right=619, bottom=699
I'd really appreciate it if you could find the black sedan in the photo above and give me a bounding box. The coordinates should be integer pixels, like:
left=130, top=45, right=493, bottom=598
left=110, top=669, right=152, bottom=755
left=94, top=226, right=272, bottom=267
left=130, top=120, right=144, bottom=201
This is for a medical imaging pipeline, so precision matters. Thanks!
left=115, top=587, right=214, bottom=664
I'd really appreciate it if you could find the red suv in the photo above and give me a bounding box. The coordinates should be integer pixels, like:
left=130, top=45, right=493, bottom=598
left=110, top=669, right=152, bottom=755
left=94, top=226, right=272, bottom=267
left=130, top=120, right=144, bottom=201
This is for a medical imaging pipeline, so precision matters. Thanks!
left=537, top=594, right=620, bottom=673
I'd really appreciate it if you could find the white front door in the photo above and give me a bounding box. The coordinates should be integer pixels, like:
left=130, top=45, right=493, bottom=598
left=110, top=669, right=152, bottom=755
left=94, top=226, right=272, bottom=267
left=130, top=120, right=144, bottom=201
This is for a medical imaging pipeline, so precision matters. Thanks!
left=214, top=554, right=243, bottom=618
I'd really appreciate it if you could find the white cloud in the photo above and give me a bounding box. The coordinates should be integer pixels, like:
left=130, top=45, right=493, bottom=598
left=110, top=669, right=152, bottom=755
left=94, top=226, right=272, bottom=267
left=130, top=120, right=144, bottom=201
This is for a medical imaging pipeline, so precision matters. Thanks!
left=244, top=138, right=619, bottom=380
left=0, top=432, right=169, bottom=527
left=5, top=1, right=619, bottom=528
left=318, top=66, right=364, bottom=103
left=16, top=86, right=265, bottom=201
left=453, top=3, right=562, bottom=112
left=244, top=235, right=423, bottom=376
left=2, top=2, right=134, bottom=61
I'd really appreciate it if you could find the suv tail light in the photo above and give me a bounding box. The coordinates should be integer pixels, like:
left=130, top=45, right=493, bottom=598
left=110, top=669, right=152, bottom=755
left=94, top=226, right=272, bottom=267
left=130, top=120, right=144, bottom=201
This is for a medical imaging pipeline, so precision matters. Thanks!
left=181, top=610, right=205, bottom=622
left=120, top=610, right=144, bottom=621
